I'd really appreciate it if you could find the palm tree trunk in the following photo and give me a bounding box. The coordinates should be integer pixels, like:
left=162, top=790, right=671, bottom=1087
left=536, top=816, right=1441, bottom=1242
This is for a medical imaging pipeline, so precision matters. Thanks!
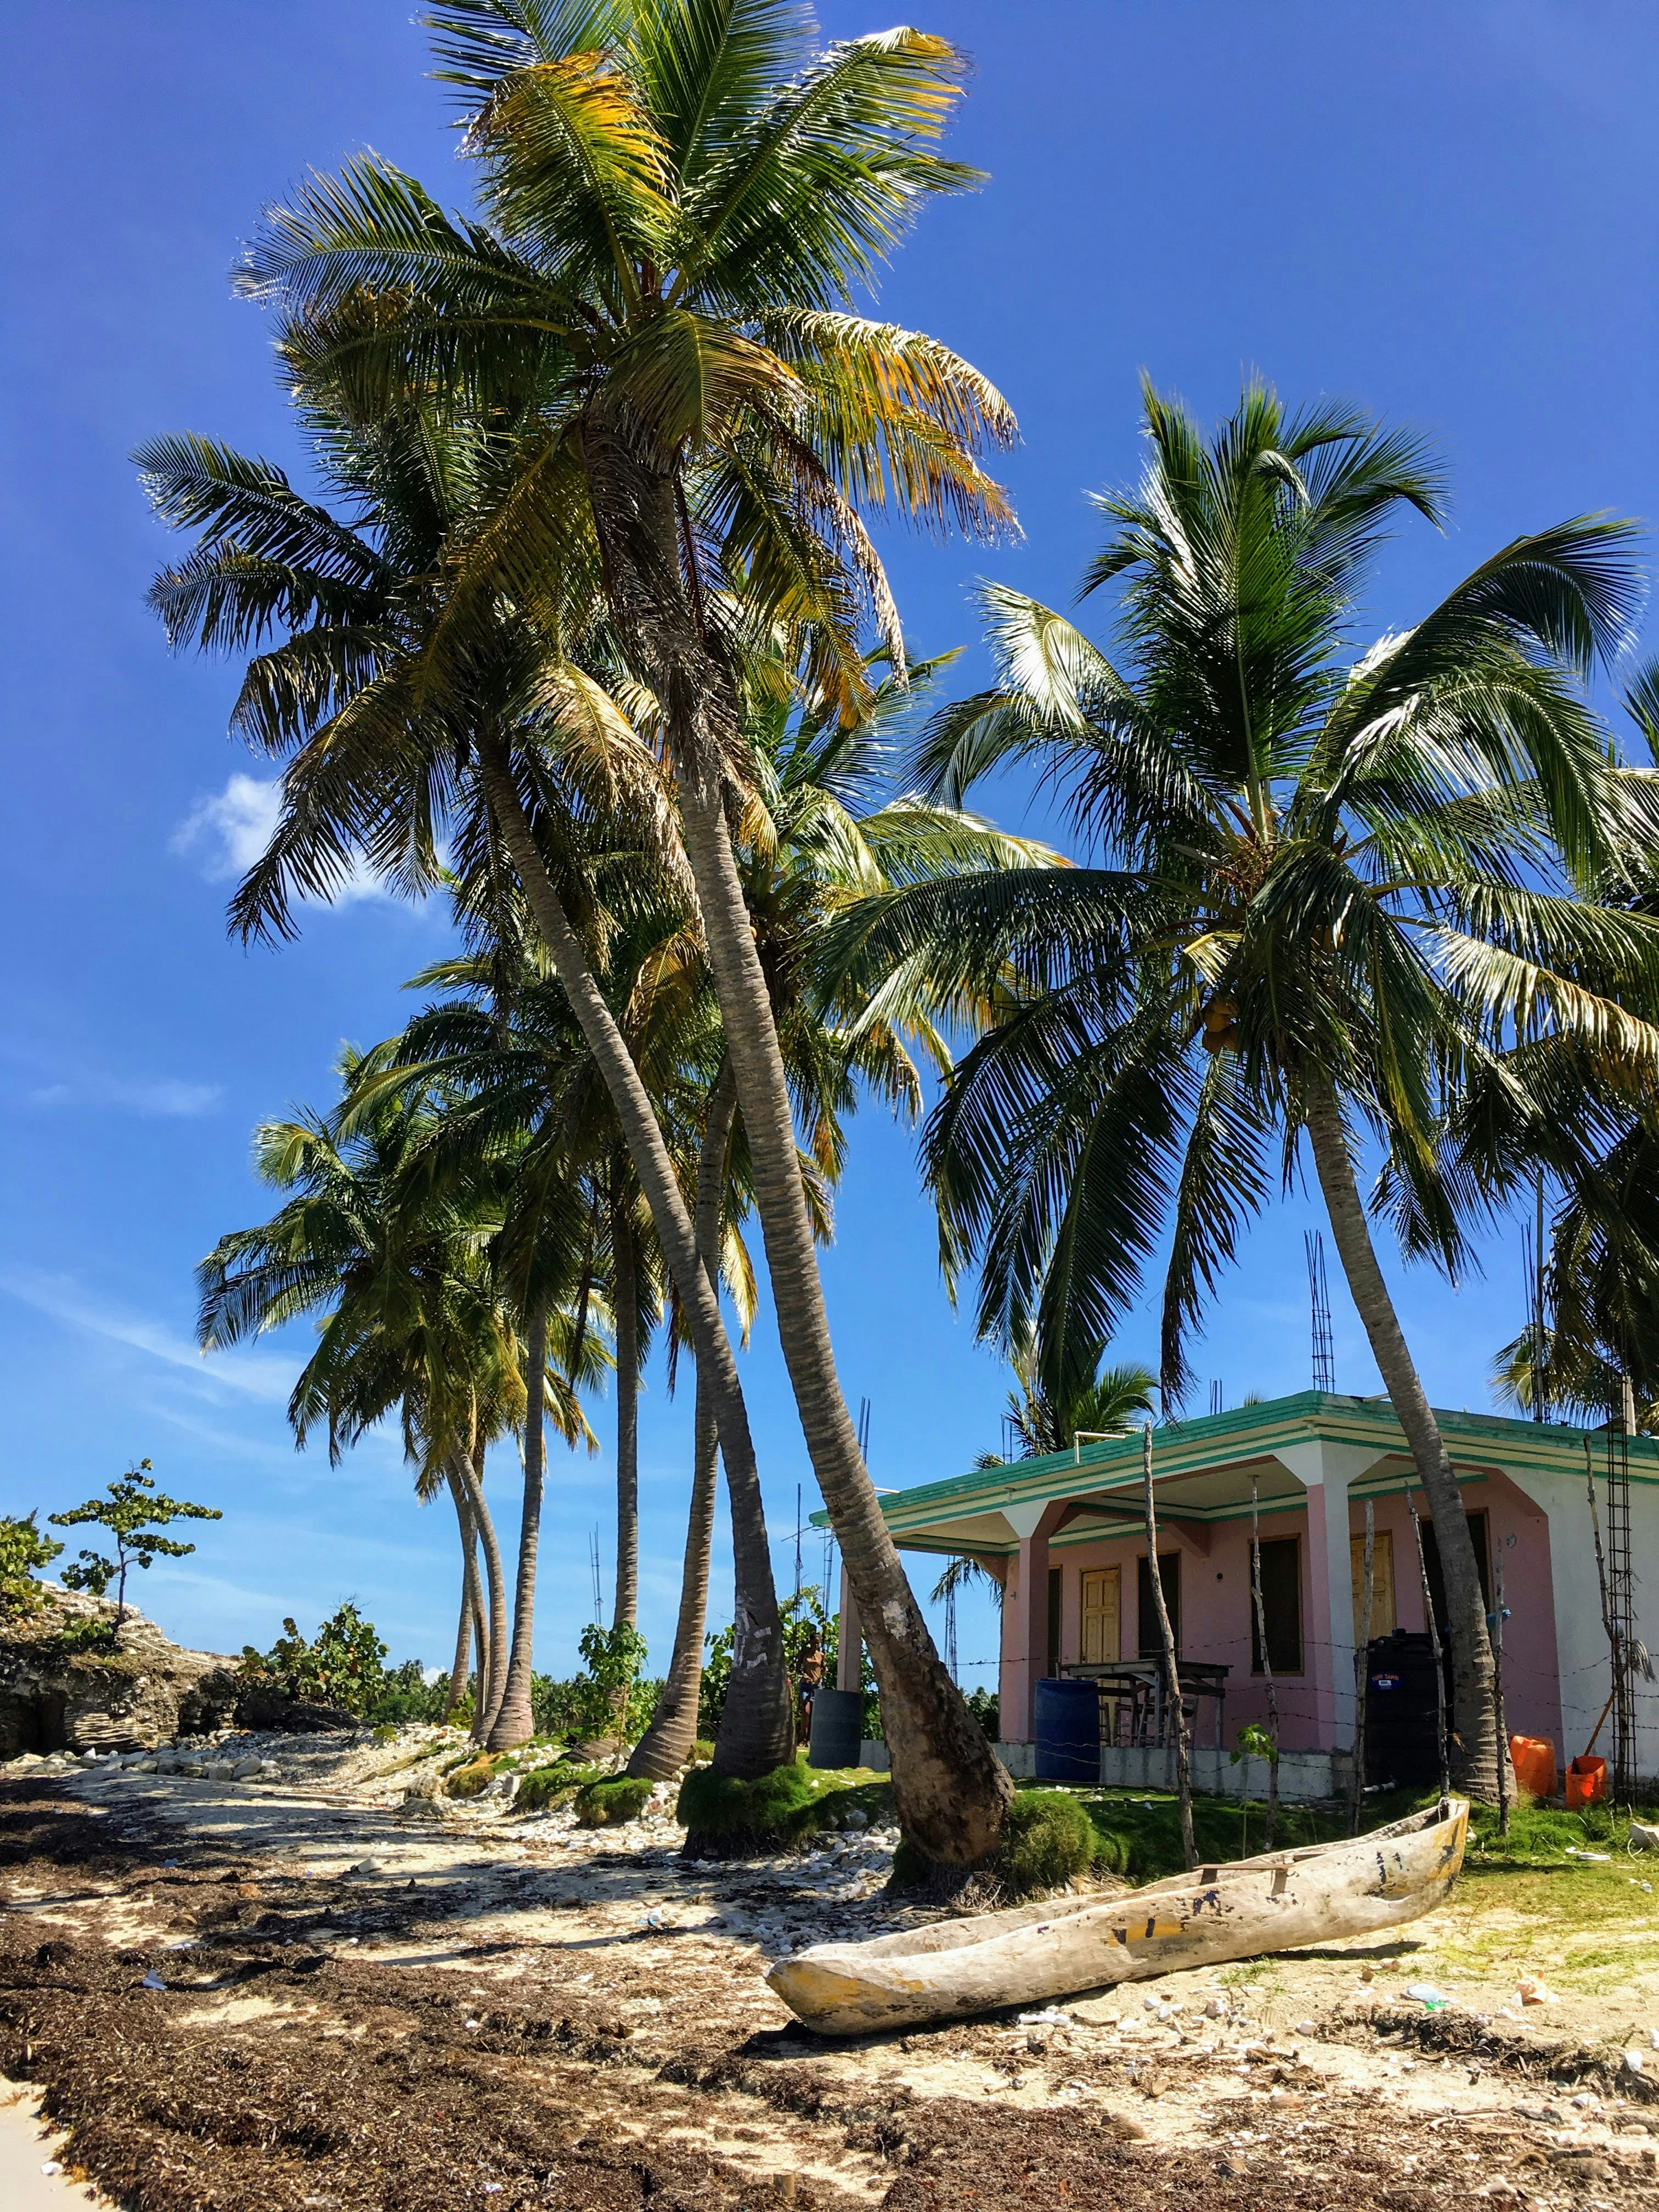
left=674, top=758, right=1011, bottom=1861
left=1305, top=1083, right=1501, bottom=1801
left=454, top=1447, right=510, bottom=1746
left=488, top=1297, right=548, bottom=1749
left=477, top=741, right=792, bottom=1776
left=629, top=1060, right=737, bottom=1779
left=612, top=1189, right=640, bottom=1631
left=577, top=446, right=1007, bottom=1858
left=444, top=1470, right=479, bottom=1720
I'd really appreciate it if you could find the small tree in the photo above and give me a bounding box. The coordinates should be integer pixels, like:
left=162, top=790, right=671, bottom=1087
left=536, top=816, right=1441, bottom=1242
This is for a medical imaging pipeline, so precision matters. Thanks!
left=49, top=1460, right=222, bottom=1628
left=239, top=1601, right=388, bottom=1717
left=0, top=1514, right=64, bottom=1618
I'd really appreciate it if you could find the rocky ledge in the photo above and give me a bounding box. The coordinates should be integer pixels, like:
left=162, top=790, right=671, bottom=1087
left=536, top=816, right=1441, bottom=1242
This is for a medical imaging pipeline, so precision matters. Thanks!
left=0, top=1585, right=238, bottom=1755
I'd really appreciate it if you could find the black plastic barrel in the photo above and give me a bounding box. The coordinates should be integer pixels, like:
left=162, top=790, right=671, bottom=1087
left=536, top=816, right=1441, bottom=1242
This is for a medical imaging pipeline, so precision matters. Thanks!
left=1363, top=1630, right=1443, bottom=1786
left=807, top=1685, right=863, bottom=1770
left=1034, top=1677, right=1099, bottom=1783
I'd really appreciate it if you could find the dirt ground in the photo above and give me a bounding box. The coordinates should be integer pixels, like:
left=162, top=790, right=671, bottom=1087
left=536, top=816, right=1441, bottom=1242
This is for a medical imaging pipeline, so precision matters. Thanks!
left=4, top=1742, right=1659, bottom=2210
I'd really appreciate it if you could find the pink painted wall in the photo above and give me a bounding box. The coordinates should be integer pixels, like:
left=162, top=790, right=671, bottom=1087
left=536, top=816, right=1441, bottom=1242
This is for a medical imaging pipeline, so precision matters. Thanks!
left=991, top=1470, right=1562, bottom=1758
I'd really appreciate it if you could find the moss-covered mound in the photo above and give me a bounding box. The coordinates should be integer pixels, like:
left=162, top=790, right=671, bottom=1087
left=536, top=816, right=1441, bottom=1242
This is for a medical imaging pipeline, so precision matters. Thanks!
left=676, top=1753, right=890, bottom=1856
left=514, top=1760, right=605, bottom=1813
left=574, top=1775, right=654, bottom=1826
left=443, top=1752, right=514, bottom=1799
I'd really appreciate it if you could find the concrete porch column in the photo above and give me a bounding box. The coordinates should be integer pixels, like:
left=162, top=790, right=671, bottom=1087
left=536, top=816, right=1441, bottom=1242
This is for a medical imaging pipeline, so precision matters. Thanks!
left=1003, top=1499, right=1069, bottom=1742
left=1274, top=1441, right=1390, bottom=1750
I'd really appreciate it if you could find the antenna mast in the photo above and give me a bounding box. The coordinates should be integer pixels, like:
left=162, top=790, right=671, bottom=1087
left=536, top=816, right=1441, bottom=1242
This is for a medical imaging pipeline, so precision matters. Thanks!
left=1306, top=1231, right=1336, bottom=1393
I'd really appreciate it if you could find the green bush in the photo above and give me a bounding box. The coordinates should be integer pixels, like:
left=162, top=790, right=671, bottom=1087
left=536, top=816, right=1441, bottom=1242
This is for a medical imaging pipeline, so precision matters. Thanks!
left=574, top=1775, right=654, bottom=1826
left=893, top=1788, right=1108, bottom=1901
left=676, top=1752, right=889, bottom=1847
left=528, top=1627, right=656, bottom=1745
left=370, top=1658, right=451, bottom=1726
left=966, top=1686, right=1000, bottom=1742
left=0, top=1513, right=63, bottom=1617
left=238, top=1601, right=387, bottom=1717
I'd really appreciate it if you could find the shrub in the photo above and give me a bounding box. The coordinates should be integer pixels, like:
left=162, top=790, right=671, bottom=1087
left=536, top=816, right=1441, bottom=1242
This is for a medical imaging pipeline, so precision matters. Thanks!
left=0, top=1513, right=63, bottom=1617
left=966, top=1686, right=1000, bottom=1743
left=238, top=1602, right=388, bottom=1718
left=370, top=1658, right=450, bottom=1726
left=891, top=1788, right=1099, bottom=1901
left=528, top=1626, right=655, bottom=1745
left=574, top=1775, right=654, bottom=1826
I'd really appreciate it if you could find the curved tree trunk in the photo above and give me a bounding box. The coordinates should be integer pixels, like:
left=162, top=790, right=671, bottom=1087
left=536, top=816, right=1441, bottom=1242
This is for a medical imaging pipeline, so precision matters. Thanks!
left=674, top=761, right=1010, bottom=1860
left=478, top=743, right=792, bottom=1777
left=576, top=444, right=1007, bottom=1860
left=1305, top=1084, right=1502, bottom=1801
left=454, top=1447, right=511, bottom=1747
left=629, top=1060, right=737, bottom=1779
left=612, top=1191, right=640, bottom=1631
left=444, top=1470, right=481, bottom=1720
left=488, top=1296, right=548, bottom=1749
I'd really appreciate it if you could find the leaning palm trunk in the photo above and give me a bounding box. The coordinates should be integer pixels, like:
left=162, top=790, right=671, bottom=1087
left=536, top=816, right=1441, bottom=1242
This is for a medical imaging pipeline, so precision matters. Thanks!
left=1305, top=1086, right=1500, bottom=1800
left=445, top=1470, right=482, bottom=1720
left=477, top=742, right=792, bottom=1778
left=612, top=1193, right=640, bottom=1631
left=674, top=755, right=1011, bottom=1861
left=454, top=1448, right=510, bottom=1745
left=488, top=1296, right=548, bottom=1749
left=629, top=1063, right=738, bottom=1780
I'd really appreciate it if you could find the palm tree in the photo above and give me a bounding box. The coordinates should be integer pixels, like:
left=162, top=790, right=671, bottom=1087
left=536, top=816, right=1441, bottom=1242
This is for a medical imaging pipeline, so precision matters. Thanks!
left=139, top=387, right=801, bottom=1780
left=860, top=380, right=1659, bottom=1799
left=232, top=0, right=1020, bottom=1861
left=979, top=1351, right=1158, bottom=1464
left=199, top=1049, right=603, bottom=1737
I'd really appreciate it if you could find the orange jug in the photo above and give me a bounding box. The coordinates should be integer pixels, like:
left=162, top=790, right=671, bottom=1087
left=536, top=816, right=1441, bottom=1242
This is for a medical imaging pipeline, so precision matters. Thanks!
left=1508, top=1735, right=1557, bottom=1800
left=1565, top=1753, right=1607, bottom=1808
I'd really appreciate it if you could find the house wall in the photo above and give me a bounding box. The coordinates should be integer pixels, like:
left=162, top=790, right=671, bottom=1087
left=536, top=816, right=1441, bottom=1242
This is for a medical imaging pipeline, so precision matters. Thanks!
left=995, top=1465, right=1566, bottom=1762
left=1502, top=1457, right=1659, bottom=1781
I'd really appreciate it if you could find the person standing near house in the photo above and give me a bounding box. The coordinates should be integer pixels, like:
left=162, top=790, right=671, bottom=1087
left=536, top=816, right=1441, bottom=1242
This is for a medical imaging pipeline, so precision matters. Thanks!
left=797, top=1626, right=825, bottom=1741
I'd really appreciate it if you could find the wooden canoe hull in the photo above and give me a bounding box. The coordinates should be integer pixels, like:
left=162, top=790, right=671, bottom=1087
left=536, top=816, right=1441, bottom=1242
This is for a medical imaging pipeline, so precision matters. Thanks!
left=767, top=1798, right=1468, bottom=2037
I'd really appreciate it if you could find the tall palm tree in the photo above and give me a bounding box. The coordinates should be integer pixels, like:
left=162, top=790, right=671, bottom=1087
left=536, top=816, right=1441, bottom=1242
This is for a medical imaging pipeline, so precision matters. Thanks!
left=139, top=387, right=799, bottom=1780
left=853, top=380, right=1659, bottom=1798
left=233, top=0, right=1021, bottom=1860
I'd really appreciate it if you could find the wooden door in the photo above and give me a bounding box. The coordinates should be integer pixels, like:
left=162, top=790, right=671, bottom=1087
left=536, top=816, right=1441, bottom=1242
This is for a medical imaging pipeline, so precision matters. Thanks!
left=1351, top=1528, right=1396, bottom=1639
left=1081, top=1567, right=1120, bottom=1664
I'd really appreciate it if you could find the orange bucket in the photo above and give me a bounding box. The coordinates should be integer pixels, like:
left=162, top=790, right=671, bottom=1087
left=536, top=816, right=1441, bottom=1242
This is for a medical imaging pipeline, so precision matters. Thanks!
left=1566, top=1754, right=1607, bottom=1808
left=1509, top=1735, right=1558, bottom=1800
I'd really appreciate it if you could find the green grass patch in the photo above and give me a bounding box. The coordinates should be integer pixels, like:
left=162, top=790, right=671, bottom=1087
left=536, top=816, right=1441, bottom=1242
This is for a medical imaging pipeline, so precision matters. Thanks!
left=676, top=1753, right=891, bottom=1847
left=1078, top=1787, right=1346, bottom=1882
left=574, top=1775, right=654, bottom=1827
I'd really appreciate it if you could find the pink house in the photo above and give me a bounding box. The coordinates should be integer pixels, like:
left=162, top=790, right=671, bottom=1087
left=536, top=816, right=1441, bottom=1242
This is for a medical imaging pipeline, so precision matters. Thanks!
left=831, top=1393, right=1655, bottom=1798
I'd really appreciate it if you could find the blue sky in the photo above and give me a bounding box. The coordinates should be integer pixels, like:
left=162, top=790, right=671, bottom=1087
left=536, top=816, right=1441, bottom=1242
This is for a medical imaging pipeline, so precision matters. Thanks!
left=2, top=3, right=1655, bottom=1690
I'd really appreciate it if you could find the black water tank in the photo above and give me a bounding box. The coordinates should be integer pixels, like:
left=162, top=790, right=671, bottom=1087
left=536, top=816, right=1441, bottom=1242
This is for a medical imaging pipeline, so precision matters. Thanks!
left=1034, top=1677, right=1099, bottom=1784
left=1363, top=1630, right=1442, bottom=1786
left=807, top=1685, right=863, bottom=1770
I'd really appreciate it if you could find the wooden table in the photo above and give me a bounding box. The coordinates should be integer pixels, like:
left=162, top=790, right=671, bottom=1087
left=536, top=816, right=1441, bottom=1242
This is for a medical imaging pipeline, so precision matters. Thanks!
left=1060, top=1659, right=1232, bottom=1750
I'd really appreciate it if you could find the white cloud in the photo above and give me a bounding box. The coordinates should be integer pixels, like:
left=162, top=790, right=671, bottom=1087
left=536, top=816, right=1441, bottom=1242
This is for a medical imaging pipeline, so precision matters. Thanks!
left=171, top=771, right=391, bottom=906
left=28, top=1074, right=221, bottom=1117
left=0, top=1268, right=296, bottom=1404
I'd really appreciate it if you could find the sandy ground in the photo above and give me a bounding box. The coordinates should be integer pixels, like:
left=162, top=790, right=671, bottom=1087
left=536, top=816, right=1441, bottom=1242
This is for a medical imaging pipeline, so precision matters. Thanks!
left=3, top=1734, right=1659, bottom=2207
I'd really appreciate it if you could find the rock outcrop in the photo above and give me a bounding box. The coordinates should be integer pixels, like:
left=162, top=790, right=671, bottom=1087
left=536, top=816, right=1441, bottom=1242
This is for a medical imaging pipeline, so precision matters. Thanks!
left=0, top=1585, right=237, bottom=1754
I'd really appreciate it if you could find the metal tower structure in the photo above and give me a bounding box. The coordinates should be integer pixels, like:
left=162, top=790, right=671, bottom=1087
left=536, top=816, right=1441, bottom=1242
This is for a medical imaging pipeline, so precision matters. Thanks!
left=1305, top=1231, right=1336, bottom=1393
left=1608, top=1415, right=1637, bottom=1803
left=1209, top=1380, right=1224, bottom=1417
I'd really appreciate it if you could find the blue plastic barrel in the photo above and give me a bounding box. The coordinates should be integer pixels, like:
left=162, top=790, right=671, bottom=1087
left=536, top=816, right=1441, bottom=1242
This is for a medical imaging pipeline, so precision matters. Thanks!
left=1034, top=1677, right=1099, bottom=1783
left=807, top=1685, right=863, bottom=1770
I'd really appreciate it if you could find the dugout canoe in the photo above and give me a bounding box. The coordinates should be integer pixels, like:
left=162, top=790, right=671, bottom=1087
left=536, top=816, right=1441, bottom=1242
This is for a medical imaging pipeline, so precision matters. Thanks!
left=766, top=1796, right=1468, bottom=2036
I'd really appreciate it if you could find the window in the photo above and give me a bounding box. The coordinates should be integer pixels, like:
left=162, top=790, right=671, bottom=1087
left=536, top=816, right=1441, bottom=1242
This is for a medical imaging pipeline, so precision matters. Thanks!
left=1137, top=1552, right=1181, bottom=1657
left=1046, top=1566, right=1062, bottom=1676
left=1250, top=1537, right=1302, bottom=1674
